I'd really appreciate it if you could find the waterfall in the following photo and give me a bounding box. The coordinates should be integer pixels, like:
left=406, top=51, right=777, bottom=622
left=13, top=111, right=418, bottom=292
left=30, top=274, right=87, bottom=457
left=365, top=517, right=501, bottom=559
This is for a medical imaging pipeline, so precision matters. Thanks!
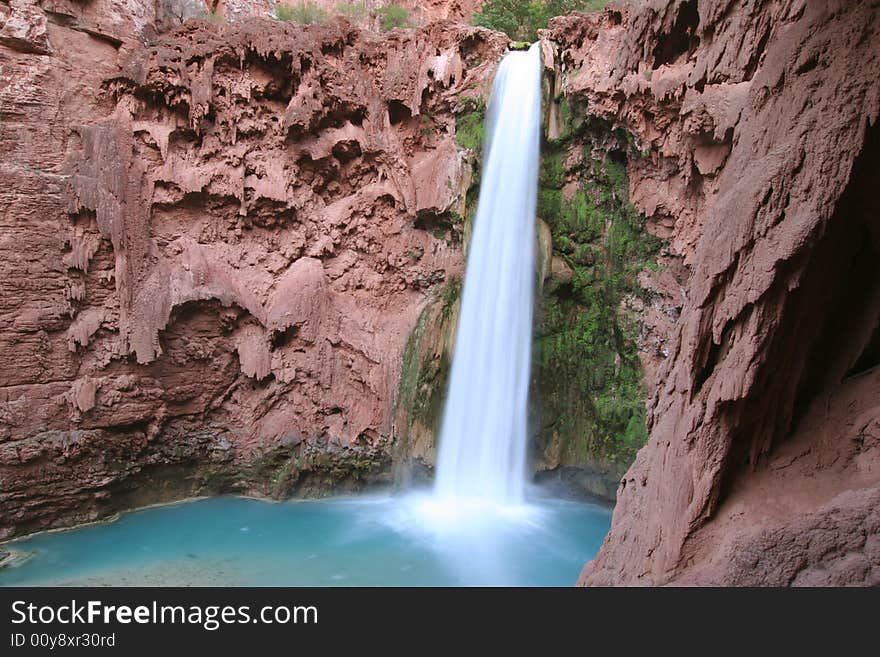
left=434, top=43, right=542, bottom=505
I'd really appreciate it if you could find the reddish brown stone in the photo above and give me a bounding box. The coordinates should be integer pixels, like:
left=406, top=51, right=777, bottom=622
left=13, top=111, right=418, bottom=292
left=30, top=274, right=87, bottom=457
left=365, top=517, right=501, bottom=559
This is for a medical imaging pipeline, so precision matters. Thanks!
left=0, top=0, right=506, bottom=539
left=544, top=0, right=880, bottom=586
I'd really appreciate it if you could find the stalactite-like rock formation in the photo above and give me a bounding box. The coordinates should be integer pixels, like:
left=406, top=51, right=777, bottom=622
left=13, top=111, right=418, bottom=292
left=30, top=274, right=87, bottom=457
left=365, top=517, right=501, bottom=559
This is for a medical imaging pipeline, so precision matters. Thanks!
left=0, top=0, right=506, bottom=539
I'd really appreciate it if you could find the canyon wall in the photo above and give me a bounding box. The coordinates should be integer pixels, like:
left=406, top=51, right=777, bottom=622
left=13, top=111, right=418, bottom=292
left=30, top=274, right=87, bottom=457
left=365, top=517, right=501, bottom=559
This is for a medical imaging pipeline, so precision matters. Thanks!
left=0, top=0, right=506, bottom=539
left=543, top=0, right=880, bottom=585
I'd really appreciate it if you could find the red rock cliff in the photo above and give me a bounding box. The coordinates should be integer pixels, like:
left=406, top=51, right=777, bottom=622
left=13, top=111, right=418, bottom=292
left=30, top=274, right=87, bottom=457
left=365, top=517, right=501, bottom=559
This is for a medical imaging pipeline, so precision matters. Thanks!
left=0, top=0, right=505, bottom=538
left=543, top=0, right=880, bottom=585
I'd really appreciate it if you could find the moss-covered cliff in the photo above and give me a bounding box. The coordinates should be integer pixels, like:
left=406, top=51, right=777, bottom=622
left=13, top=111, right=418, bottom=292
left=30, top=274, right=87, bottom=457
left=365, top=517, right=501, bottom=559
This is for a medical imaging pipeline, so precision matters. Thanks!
left=531, top=94, right=663, bottom=500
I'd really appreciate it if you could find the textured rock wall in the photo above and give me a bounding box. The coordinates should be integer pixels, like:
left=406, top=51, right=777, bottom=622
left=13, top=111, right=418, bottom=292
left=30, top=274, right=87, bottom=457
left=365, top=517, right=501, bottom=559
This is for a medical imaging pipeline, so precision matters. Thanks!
left=544, top=0, right=880, bottom=585
left=0, top=0, right=506, bottom=539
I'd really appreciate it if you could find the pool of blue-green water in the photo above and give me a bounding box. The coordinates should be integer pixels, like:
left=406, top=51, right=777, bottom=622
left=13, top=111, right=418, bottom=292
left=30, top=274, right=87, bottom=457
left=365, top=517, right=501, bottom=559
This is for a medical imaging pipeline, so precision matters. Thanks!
left=0, top=493, right=611, bottom=586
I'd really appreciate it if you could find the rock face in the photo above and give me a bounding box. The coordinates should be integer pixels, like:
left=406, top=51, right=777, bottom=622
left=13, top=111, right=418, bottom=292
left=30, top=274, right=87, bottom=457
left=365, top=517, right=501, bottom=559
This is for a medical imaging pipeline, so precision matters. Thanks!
left=543, top=0, right=880, bottom=585
left=0, top=0, right=506, bottom=539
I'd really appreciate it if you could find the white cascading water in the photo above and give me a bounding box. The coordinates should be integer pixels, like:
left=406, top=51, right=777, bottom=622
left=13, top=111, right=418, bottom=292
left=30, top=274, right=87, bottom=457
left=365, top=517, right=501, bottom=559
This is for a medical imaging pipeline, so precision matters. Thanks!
left=433, top=43, right=542, bottom=506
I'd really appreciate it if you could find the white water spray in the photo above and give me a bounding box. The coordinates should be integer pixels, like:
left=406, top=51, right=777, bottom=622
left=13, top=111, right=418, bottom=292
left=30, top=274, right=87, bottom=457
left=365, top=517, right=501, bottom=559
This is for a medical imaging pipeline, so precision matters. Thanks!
left=433, top=44, right=542, bottom=505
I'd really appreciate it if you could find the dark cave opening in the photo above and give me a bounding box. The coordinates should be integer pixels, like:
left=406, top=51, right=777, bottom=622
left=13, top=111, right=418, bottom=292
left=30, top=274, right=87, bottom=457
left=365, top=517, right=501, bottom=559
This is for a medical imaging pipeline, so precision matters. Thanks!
left=270, top=324, right=299, bottom=350
left=846, top=319, right=880, bottom=378
left=789, top=119, right=880, bottom=425
left=332, top=139, right=363, bottom=163
left=652, top=0, right=700, bottom=69
left=387, top=100, right=412, bottom=126
left=715, top=118, right=880, bottom=505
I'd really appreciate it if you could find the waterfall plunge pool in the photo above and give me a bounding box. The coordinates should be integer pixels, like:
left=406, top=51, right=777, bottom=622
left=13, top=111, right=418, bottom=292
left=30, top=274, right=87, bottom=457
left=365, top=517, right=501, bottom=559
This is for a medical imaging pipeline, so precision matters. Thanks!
left=0, top=493, right=611, bottom=586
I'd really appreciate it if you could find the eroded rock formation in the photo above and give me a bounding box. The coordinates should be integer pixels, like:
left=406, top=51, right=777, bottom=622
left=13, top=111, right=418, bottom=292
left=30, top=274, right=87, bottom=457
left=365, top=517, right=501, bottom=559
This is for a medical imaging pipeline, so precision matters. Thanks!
left=0, top=0, right=506, bottom=538
left=543, top=0, right=880, bottom=585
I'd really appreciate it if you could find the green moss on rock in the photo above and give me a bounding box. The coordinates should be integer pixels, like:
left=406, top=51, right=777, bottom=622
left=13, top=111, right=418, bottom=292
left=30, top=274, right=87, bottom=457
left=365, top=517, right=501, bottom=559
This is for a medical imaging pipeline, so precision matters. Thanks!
left=455, top=97, right=486, bottom=152
left=396, top=305, right=431, bottom=424
left=533, top=118, right=662, bottom=473
left=394, top=277, right=461, bottom=431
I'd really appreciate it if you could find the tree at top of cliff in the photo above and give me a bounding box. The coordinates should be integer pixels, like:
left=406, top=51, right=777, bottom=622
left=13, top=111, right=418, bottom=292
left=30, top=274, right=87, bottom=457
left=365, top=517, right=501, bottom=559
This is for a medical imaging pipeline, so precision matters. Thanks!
left=474, top=0, right=608, bottom=42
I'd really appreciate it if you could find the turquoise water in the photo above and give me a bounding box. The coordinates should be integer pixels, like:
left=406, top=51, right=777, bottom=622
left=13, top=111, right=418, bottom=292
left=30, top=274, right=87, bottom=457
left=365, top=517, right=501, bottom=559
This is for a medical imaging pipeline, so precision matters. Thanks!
left=0, top=493, right=611, bottom=586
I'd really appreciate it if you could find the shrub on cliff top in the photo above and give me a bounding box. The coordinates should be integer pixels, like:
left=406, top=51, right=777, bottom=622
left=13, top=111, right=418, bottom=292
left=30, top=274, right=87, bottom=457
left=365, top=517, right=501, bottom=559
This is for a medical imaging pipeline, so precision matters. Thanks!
left=162, top=0, right=224, bottom=24
left=274, top=1, right=328, bottom=24
left=336, top=1, right=368, bottom=22
left=377, top=4, right=411, bottom=31
left=474, top=0, right=608, bottom=41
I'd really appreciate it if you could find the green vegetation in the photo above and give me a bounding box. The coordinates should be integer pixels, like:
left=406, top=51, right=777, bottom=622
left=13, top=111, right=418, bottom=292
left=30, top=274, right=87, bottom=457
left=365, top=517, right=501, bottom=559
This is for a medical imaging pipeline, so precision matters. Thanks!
left=440, top=276, right=462, bottom=321
left=473, top=0, right=609, bottom=41
left=453, top=96, right=487, bottom=253
left=396, top=278, right=460, bottom=431
left=397, top=305, right=430, bottom=426
left=534, top=105, right=662, bottom=467
left=274, top=1, right=328, bottom=24
left=336, top=1, right=368, bottom=21
left=455, top=96, right=486, bottom=152
left=272, top=1, right=410, bottom=30
left=377, top=4, right=411, bottom=30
